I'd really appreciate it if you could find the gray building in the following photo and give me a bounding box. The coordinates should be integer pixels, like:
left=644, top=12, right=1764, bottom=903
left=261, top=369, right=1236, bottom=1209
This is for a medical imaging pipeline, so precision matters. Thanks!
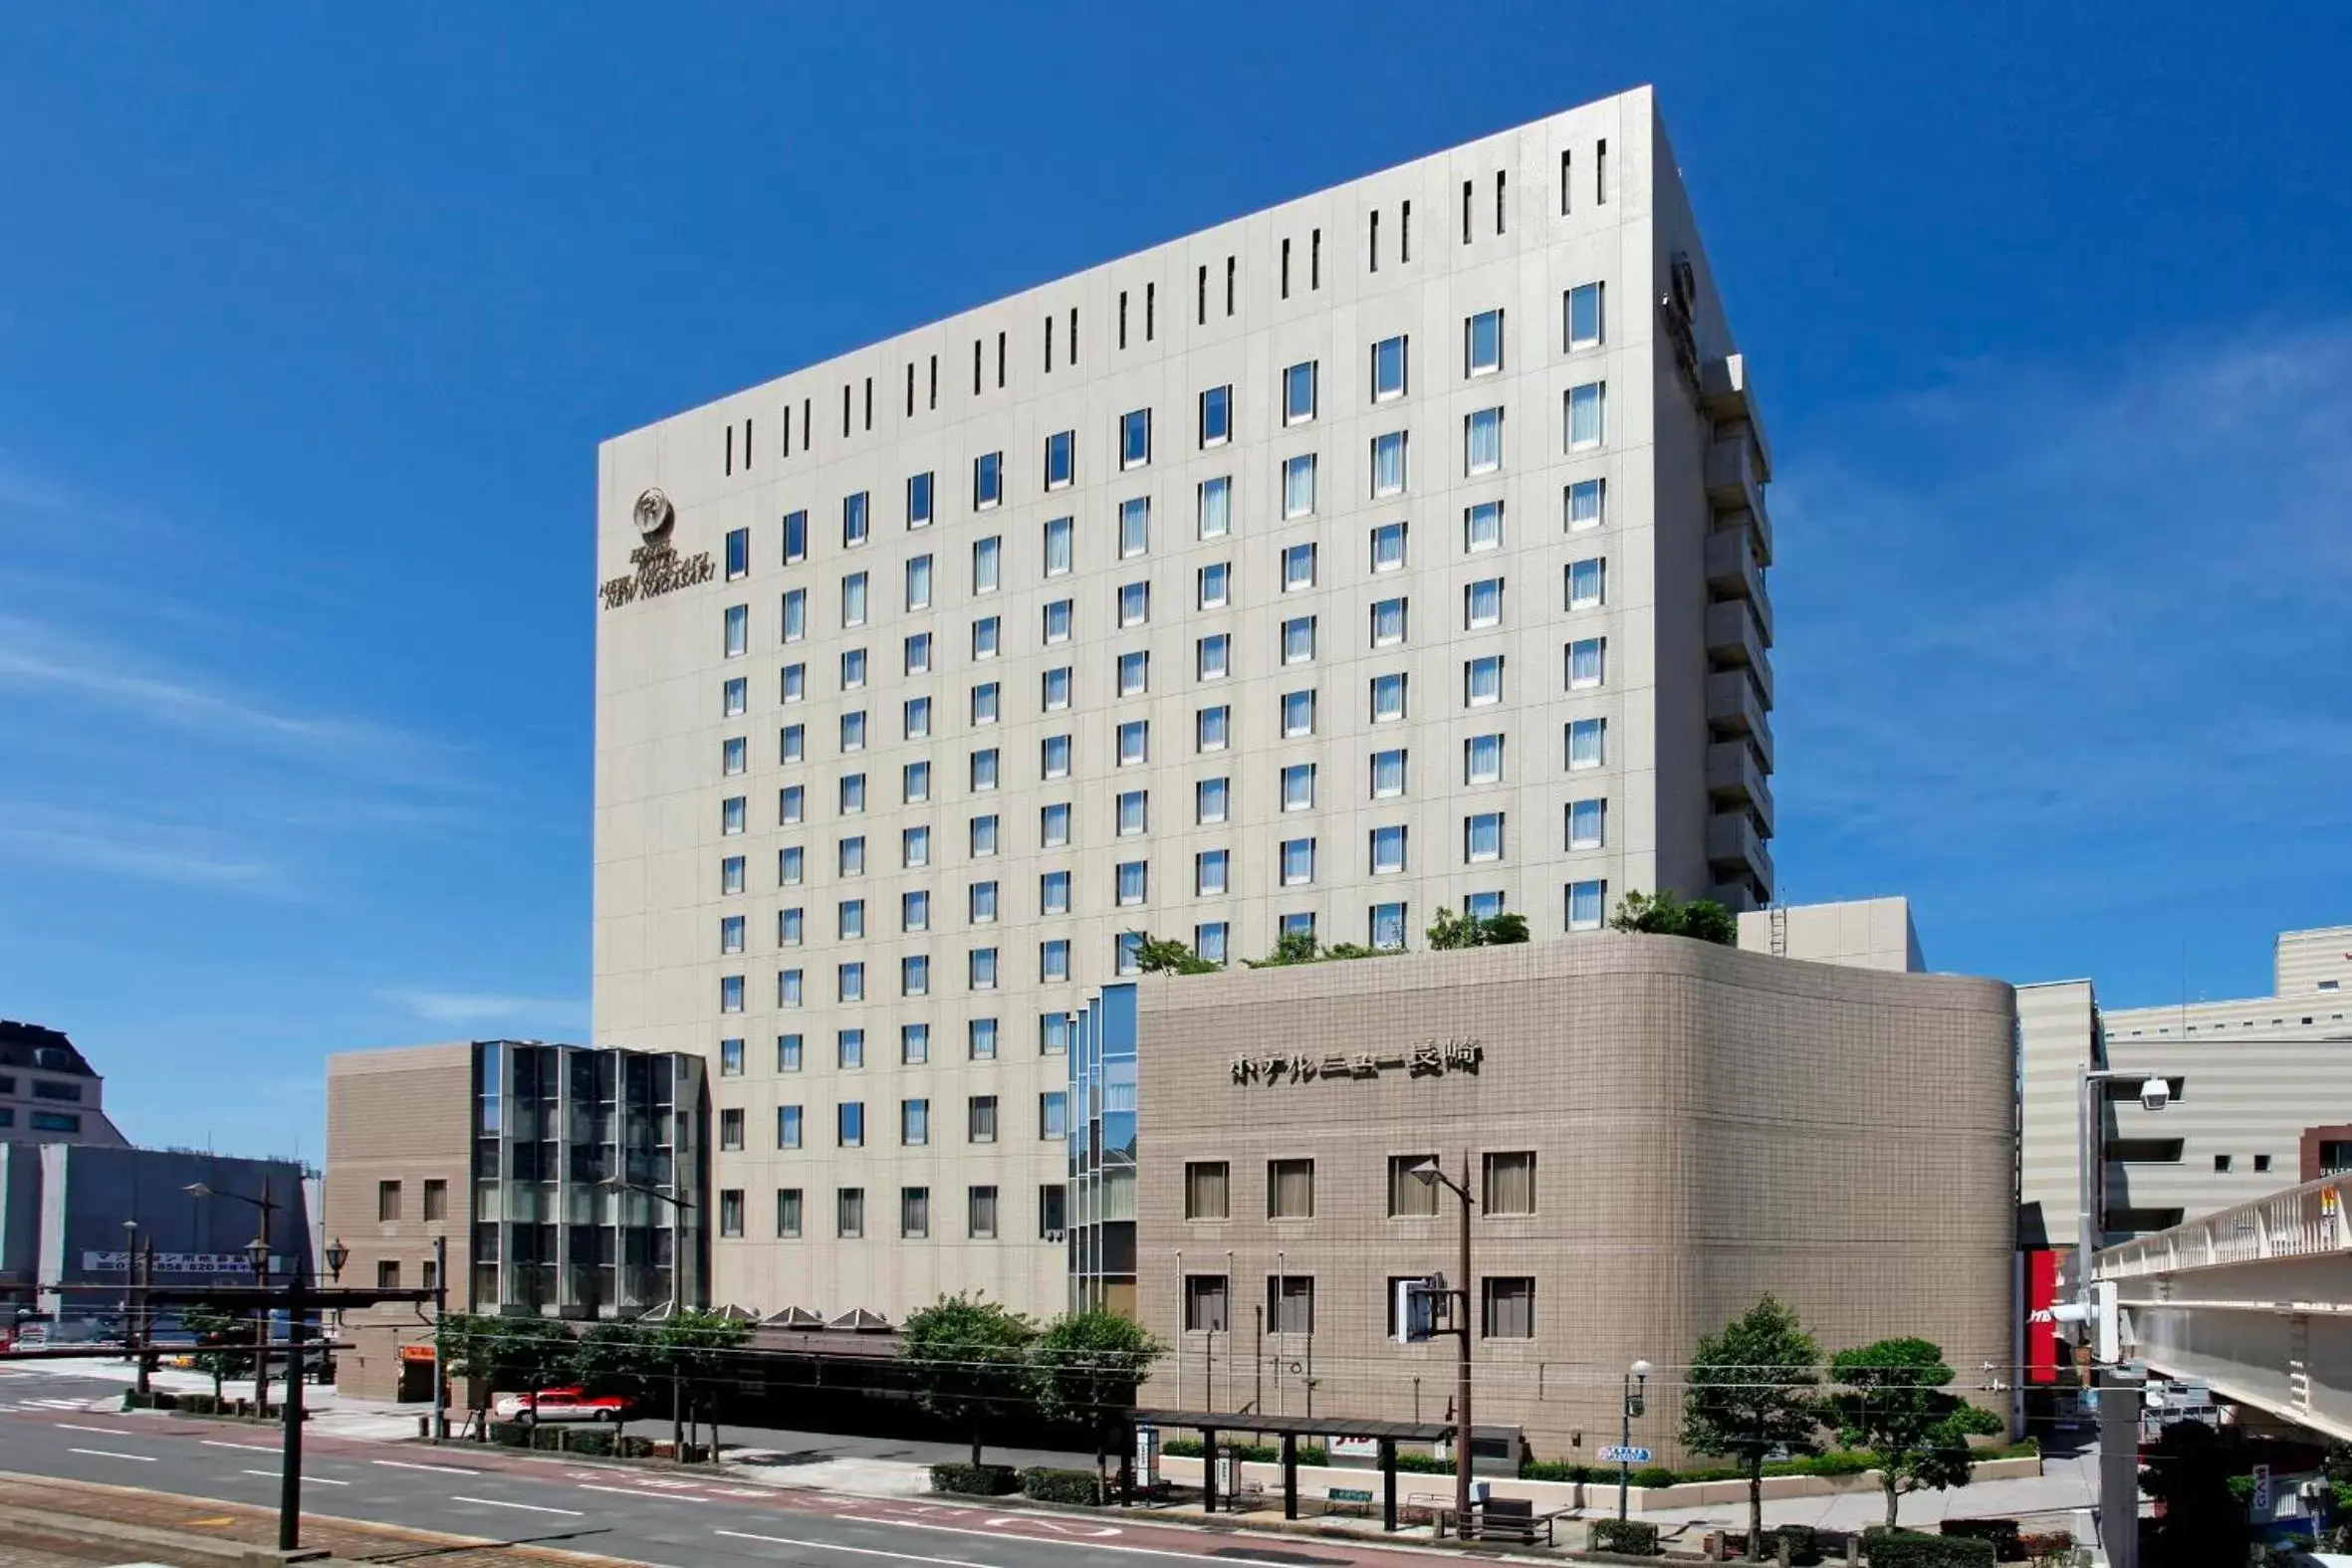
left=592, top=85, right=1778, bottom=1323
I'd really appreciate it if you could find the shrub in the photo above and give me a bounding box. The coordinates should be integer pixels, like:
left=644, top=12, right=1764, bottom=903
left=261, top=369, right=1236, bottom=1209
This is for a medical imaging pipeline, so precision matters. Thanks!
left=1773, top=1523, right=1822, bottom=1565
left=1864, top=1530, right=1996, bottom=1567
left=1394, top=1452, right=1454, bottom=1473
left=2016, top=1530, right=2073, bottom=1559
left=930, top=1462, right=1022, bottom=1496
left=1164, top=1439, right=1203, bottom=1457
left=567, top=1428, right=616, bottom=1457
left=618, top=1435, right=656, bottom=1458
left=1629, top=1464, right=1678, bottom=1489
left=532, top=1423, right=565, bottom=1451
left=1589, top=1518, right=1661, bottom=1555
left=1519, top=1459, right=1588, bottom=1482
left=1939, top=1519, right=2020, bottom=1560
left=1022, top=1466, right=1104, bottom=1505
left=489, top=1421, right=533, bottom=1449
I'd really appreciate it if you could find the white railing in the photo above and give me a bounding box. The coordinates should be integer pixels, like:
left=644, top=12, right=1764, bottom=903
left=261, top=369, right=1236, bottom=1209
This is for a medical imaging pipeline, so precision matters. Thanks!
left=2097, top=1173, right=2352, bottom=1279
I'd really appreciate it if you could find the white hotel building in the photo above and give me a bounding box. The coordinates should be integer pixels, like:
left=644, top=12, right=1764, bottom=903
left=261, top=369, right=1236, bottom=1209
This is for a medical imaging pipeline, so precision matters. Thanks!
left=591, top=86, right=1776, bottom=1322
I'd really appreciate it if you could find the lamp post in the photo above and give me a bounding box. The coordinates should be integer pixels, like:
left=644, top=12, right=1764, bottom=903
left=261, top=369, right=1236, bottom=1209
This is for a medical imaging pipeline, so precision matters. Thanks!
left=601, top=1178, right=694, bottom=1455
left=1617, top=1359, right=1652, bottom=1520
left=1406, top=1155, right=1476, bottom=1536
left=119, top=1220, right=141, bottom=1394
left=186, top=1180, right=277, bottom=1414
left=2076, top=1067, right=2168, bottom=1568
left=2074, top=1069, right=2174, bottom=1321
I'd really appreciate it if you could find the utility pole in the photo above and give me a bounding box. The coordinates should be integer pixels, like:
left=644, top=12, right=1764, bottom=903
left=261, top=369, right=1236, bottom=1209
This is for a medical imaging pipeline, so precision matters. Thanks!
left=429, top=1233, right=448, bottom=1443
left=278, top=1264, right=307, bottom=1550
left=1453, top=1150, right=1473, bottom=1535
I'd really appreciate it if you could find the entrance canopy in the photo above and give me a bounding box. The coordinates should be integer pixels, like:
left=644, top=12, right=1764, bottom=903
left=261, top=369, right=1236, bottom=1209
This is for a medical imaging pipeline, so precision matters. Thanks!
left=1132, top=1408, right=1454, bottom=1529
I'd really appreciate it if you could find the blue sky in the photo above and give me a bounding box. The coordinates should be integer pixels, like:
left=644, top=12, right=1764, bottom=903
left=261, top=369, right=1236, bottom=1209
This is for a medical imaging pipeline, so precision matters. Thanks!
left=2, top=2, right=2347, bottom=1161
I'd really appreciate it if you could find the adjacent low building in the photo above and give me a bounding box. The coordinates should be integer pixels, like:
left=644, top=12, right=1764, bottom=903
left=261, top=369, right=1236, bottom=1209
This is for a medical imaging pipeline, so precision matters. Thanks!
left=1097, top=923, right=2017, bottom=1465
left=0, top=1021, right=127, bottom=1147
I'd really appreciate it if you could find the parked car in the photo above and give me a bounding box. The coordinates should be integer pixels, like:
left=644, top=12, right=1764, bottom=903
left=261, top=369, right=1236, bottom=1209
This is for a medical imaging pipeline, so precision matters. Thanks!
left=491, top=1387, right=630, bottom=1424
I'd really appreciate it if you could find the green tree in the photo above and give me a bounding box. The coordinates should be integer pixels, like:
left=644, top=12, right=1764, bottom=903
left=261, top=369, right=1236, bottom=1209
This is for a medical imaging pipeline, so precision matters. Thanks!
left=1131, top=933, right=1220, bottom=975
left=1034, top=1309, right=1168, bottom=1500
left=181, top=1303, right=249, bottom=1406
left=1610, top=889, right=1738, bottom=946
left=439, top=1313, right=577, bottom=1439
left=573, top=1319, right=659, bottom=1443
left=2137, top=1416, right=2249, bottom=1566
left=654, top=1308, right=752, bottom=1458
left=1826, top=1337, right=2005, bottom=1530
left=1426, top=907, right=1531, bottom=950
left=1681, top=1295, right=1824, bottom=1558
left=900, top=1293, right=1039, bottom=1467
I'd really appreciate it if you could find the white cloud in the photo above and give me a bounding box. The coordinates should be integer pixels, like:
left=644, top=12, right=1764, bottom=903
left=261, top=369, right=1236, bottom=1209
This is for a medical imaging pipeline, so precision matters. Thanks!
left=381, top=990, right=586, bottom=1027
left=0, top=805, right=284, bottom=892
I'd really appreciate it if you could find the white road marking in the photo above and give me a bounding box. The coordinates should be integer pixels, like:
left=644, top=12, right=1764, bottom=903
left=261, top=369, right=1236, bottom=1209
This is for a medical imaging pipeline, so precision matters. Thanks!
left=202, top=1440, right=279, bottom=1453
left=52, top=1423, right=123, bottom=1436
left=449, top=1495, right=583, bottom=1516
left=240, top=1469, right=350, bottom=1484
left=372, top=1458, right=481, bottom=1475
left=816, top=1516, right=1308, bottom=1566
left=985, top=1517, right=1120, bottom=1538
left=67, top=1448, right=153, bottom=1462
left=715, top=1530, right=985, bottom=1568
left=577, top=1483, right=705, bottom=1500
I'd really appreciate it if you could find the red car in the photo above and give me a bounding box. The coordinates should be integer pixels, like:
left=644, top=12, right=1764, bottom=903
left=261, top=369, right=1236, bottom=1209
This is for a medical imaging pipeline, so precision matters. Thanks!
left=491, top=1386, right=630, bottom=1424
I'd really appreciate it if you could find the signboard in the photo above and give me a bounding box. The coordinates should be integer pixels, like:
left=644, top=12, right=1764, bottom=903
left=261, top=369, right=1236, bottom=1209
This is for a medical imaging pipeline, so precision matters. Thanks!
left=1329, top=1437, right=1379, bottom=1461
left=2251, top=1464, right=2271, bottom=1514
left=1394, top=1277, right=1441, bottom=1344
left=1598, top=1446, right=1652, bottom=1464
left=81, top=1250, right=291, bottom=1276
left=1133, top=1426, right=1159, bottom=1489
left=1232, top=1036, right=1482, bottom=1087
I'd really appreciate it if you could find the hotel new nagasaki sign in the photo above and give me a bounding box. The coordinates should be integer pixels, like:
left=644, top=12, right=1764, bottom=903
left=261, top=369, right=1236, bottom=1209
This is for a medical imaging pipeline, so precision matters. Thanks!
left=599, top=488, right=715, bottom=609
left=1231, top=1036, right=1483, bottom=1086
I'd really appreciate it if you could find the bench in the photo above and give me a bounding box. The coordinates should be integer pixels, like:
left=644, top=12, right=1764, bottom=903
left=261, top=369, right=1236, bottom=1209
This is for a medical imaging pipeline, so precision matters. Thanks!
left=1322, top=1486, right=1375, bottom=1517
left=1469, top=1496, right=1555, bottom=1545
left=1401, top=1491, right=1451, bottom=1527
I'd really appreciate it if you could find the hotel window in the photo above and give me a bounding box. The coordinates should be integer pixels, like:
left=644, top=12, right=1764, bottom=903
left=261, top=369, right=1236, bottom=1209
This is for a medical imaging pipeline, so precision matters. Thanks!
left=905, top=554, right=933, bottom=610
left=1045, top=429, right=1074, bottom=489
left=1120, top=408, right=1151, bottom=469
left=1387, top=1154, right=1442, bottom=1218
left=1041, top=869, right=1071, bottom=915
left=841, top=647, right=868, bottom=690
left=1370, top=824, right=1406, bottom=874
left=1466, top=891, right=1504, bottom=920
left=904, top=632, right=932, bottom=673
left=1282, top=542, right=1316, bottom=592
left=974, top=450, right=1003, bottom=509
left=1117, top=721, right=1149, bottom=767
left=1041, top=939, right=1070, bottom=982
left=1567, top=878, right=1608, bottom=931
left=377, top=1180, right=403, bottom=1222
left=1567, top=477, right=1605, bottom=532
left=716, top=1191, right=744, bottom=1238
left=1043, top=734, right=1073, bottom=779
left=1195, top=777, right=1229, bottom=824
left=1369, top=597, right=1406, bottom=648
left=902, top=889, right=930, bottom=932
left=1197, top=635, right=1231, bottom=682
left=841, top=571, right=868, bottom=627
left=967, top=881, right=998, bottom=925
left=721, top=796, right=746, bottom=836
left=1370, top=748, right=1407, bottom=798
left=1465, top=407, right=1503, bottom=475
left=1568, top=797, right=1607, bottom=850
left=902, top=697, right=931, bottom=741
left=900, top=1187, right=929, bottom=1238
left=1115, top=931, right=1143, bottom=976
left=1042, top=665, right=1072, bottom=711
left=1466, top=811, right=1505, bottom=862
left=779, top=1104, right=804, bottom=1149
left=720, top=975, right=745, bottom=1013
left=423, top=1180, right=447, bottom=1223
left=1282, top=454, right=1316, bottom=519
left=1466, top=578, right=1504, bottom=630
left=780, top=589, right=806, bottom=643
left=1197, top=476, right=1232, bottom=539
left=1040, top=1183, right=1066, bottom=1236
left=969, top=948, right=999, bottom=991
left=1465, top=734, right=1505, bottom=786
left=901, top=1098, right=929, bottom=1147
left=968, top=1095, right=999, bottom=1144
left=778, top=1034, right=804, bottom=1072
left=760, top=849, right=785, bottom=889
left=896, top=762, right=929, bottom=805
left=1283, top=360, right=1317, bottom=424
left=1370, top=902, right=1408, bottom=950
left=1196, top=849, right=1230, bottom=896
left=836, top=1101, right=864, bottom=1147
left=838, top=710, right=867, bottom=753
left=1568, top=557, right=1606, bottom=609
left=969, top=813, right=998, bottom=857
left=780, top=784, right=805, bottom=824
left=1044, top=516, right=1074, bottom=575
left=1044, top=597, right=1073, bottom=642
left=836, top=1188, right=863, bottom=1239
left=837, top=899, right=864, bottom=941
left=1199, top=383, right=1232, bottom=446
left=1372, top=335, right=1407, bottom=400
left=971, top=614, right=1000, bottom=661
left=1483, top=1150, right=1536, bottom=1214
left=1281, top=837, right=1315, bottom=886
left=719, top=1110, right=745, bottom=1152
left=1371, top=430, right=1407, bottom=497
left=1268, top=1159, right=1314, bottom=1219
left=1184, top=1275, right=1230, bottom=1332
left=836, top=962, right=865, bottom=1004
left=1567, top=636, right=1606, bottom=690
left=901, top=954, right=931, bottom=997
left=1370, top=673, right=1407, bottom=724
left=969, top=1017, right=999, bottom=1060
left=1371, top=521, right=1407, bottom=572
left=1118, top=579, right=1150, bottom=626
left=1482, top=1277, right=1535, bottom=1340
left=1041, top=1012, right=1072, bottom=1055
left=1568, top=717, right=1607, bottom=770
left=780, top=663, right=805, bottom=704
left=901, top=1023, right=929, bottom=1065
left=1465, top=501, right=1503, bottom=554
left=1114, top=860, right=1149, bottom=908
left=968, top=749, right=998, bottom=793
left=1118, top=650, right=1149, bottom=697
left=724, top=603, right=749, bottom=658
left=1566, top=381, right=1607, bottom=449
left=1282, top=689, right=1316, bottom=738
left=1196, top=922, right=1229, bottom=965
left=1282, top=763, right=1315, bottom=812
left=1282, top=615, right=1315, bottom=665
left=1565, top=281, right=1605, bottom=349
left=776, top=1189, right=803, bottom=1238
left=1041, top=801, right=1071, bottom=846
left=1119, top=497, right=1150, bottom=558
left=972, top=535, right=1002, bottom=593
left=907, top=470, right=935, bottom=528
left=836, top=1028, right=865, bottom=1070
left=1280, top=911, right=1315, bottom=942
left=1116, top=788, right=1148, bottom=836
left=842, top=491, right=869, bottom=548
left=1185, top=1161, right=1230, bottom=1221
left=967, top=1186, right=999, bottom=1240
left=837, top=836, right=865, bottom=876
left=782, top=510, right=808, bottom=563
left=839, top=774, right=866, bottom=815
left=1466, top=308, right=1503, bottom=375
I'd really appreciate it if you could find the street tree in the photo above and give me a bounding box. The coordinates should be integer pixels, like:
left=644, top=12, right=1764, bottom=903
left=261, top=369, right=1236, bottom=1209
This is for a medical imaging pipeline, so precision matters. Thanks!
left=574, top=1319, right=659, bottom=1443
left=1033, top=1309, right=1167, bottom=1500
left=1681, top=1295, right=1824, bottom=1558
left=1826, top=1337, right=2005, bottom=1531
left=655, top=1308, right=752, bottom=1457
left=181, top=1303, right=249, bottom=1406
left=439, top=1313, right=576, bottom=1438
left=899, top=1293, right=1039, bottom=1467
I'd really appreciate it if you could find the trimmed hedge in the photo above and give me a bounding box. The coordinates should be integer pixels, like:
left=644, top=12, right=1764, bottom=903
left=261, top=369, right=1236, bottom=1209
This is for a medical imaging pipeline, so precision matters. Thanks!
left=567, top=1428, right=616, bottom=1457
left=489, top=1421, right=533, bottom=1448
left=1773, top=1523, right=1822, bottom=1565
left=1022, top=1466, right=1104, bottom=1504
left=1939, top=1519, right=2020, bottom=1560
left=1519, top=1459, right=1589, bottom=1482
left=1589, top=1518, right=1661, bottom=1555
left=1630, top=1464, right=1678, bottom=1489
left=2016, top=1530, right=2074, bottom=1559
left=931, top=1462, right=1022, bottom=1496
left=1864, top=1530, right=1996, bottom=1567
left=532, top=1423, right=565, bottom=1451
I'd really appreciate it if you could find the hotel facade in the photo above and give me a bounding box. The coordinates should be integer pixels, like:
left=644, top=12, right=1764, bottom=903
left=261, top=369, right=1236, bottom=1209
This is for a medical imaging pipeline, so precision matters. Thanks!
left=591, top=87, right=1776, bottom=1324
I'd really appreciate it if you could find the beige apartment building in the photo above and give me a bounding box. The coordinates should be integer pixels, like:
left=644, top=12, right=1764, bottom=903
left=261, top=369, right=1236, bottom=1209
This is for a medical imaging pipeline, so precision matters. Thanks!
left=1119, top=930, right=2017, bottom=1465
left=592, top=86, right=1778, bottom=1324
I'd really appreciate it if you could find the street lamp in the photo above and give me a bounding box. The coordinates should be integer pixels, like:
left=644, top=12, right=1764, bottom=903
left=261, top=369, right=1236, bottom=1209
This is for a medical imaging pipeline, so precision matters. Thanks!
left=2075, top=1071, right=2174, bottom=1320
left=184, top=1177, right=314, bottom=1553
left=1406, top=1156, right=1477, bottom=1536
left=1618, top=1359, right=1653, bottom=1520
left=186, top=1180, right=278, bottom=1412
left=324, top=1238, right=350, bottom=1282
left=600, top=1177, right=696, bottom=1455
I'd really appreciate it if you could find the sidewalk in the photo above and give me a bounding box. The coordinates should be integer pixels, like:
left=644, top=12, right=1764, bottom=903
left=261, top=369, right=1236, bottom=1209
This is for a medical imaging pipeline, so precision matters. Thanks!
left=41, top=1357, right=423, bottom=1441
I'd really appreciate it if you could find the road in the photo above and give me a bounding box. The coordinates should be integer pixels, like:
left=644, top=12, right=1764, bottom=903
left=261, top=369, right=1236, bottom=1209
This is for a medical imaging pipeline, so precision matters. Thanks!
left=0, top=1367, right=1418, bottom=1568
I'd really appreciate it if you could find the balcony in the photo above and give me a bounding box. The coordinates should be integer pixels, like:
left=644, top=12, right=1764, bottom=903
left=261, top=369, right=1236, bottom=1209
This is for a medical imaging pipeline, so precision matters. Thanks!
left=1706, top=597, right=1773, bottom=677
left=1705, top=530, right=1775, bottom=644
left=1701, top=353, right=1773, bottom=473
left=1705, top=670, right=1774, bottom=770
left=1706, top=427, right=1770, bottom=518
left=1706, top=740, right=1775, bottom=838
left=1706, top=809, right=1774, bottom=896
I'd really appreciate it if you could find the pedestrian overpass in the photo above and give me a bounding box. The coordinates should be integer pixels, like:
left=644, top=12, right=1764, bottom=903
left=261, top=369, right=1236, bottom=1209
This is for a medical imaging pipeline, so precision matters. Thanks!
left=2096, top=1172, right=2352, bottom=1443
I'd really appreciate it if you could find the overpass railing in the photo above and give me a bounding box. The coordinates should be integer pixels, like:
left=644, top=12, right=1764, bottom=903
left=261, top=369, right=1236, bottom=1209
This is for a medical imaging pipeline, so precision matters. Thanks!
left=2097, top=1172, right=2352, bottom=1279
